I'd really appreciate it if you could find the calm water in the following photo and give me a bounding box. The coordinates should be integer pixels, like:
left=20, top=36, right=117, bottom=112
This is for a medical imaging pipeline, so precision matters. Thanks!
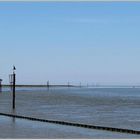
left=0, top=87, right=140, bottom=138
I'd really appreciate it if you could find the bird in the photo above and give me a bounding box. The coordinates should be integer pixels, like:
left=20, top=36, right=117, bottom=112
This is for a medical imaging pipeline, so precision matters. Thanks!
left=13, top=66, right=16, bottom=70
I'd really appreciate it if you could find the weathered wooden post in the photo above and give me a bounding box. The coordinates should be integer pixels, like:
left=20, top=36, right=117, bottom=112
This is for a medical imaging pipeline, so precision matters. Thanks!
left=47, top=80, right=49, bottom=89
left=0, top=79, right=2, bottom=93
left=68, top=82, right=70, bottom=87
left=12, top=66, right=16, bottom=109
left=9, top=66, right=16, bottom=109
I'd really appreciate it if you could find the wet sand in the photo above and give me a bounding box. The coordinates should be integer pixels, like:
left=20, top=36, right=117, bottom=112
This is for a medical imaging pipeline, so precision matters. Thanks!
left=0, top=116, right=139, bottom=138
left=0, top=87, right=140, bottom=138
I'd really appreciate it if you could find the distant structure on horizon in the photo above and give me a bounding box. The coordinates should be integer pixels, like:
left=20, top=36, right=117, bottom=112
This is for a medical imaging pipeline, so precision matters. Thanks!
left=68, top=82, right=70, bottom=87
left=47, top=81, right=49, bottom=88
left=0, top=79, right=2, bottom=92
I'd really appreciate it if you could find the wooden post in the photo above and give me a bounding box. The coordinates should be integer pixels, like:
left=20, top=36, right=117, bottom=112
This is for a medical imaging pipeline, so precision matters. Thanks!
left=47, top=81, right=49, bottom=89
left=0, top=79, right=2, bottom=93
left=12, top=73, right=16, bottom=109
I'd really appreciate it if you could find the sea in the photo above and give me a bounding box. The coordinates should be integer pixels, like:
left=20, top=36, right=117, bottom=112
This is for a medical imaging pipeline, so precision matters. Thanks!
left=0, top=86, right=140, bottom=138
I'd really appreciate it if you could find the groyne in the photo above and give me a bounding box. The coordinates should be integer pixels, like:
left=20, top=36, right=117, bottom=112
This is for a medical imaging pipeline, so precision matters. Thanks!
left=0, top=112, right=140, bottom=135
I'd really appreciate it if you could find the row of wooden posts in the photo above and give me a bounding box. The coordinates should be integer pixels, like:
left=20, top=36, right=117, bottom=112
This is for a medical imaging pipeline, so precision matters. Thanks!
left=0, top=66, right=85, bottom=110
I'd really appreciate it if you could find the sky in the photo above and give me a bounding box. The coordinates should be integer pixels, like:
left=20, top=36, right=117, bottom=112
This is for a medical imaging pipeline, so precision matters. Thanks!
left=0, top=2, right=140, bottom=85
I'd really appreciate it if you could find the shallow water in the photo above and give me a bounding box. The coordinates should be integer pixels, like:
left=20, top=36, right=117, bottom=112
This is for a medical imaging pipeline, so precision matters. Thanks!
left=0, top=87, right=140, bottom=138
left=1, top=116, right=140, bottom=138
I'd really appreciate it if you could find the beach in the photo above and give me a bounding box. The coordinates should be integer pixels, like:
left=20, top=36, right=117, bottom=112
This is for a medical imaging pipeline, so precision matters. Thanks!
left=0, top=87, right=140, bottom=138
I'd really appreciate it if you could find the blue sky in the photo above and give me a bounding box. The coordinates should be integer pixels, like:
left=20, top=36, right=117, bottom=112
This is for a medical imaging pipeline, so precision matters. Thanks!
left=0, top=2, right=140, bottom=85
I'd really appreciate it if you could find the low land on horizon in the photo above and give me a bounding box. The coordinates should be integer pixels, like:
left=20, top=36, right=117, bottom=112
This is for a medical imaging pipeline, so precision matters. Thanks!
left=2, top=84, right=140, bottom=88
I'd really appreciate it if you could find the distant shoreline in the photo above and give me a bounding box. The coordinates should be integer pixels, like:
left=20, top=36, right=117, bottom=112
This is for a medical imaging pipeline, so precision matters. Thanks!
left=1, top=84, right=140, bottom=88
left=1, top=85, right=76, bottom=87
